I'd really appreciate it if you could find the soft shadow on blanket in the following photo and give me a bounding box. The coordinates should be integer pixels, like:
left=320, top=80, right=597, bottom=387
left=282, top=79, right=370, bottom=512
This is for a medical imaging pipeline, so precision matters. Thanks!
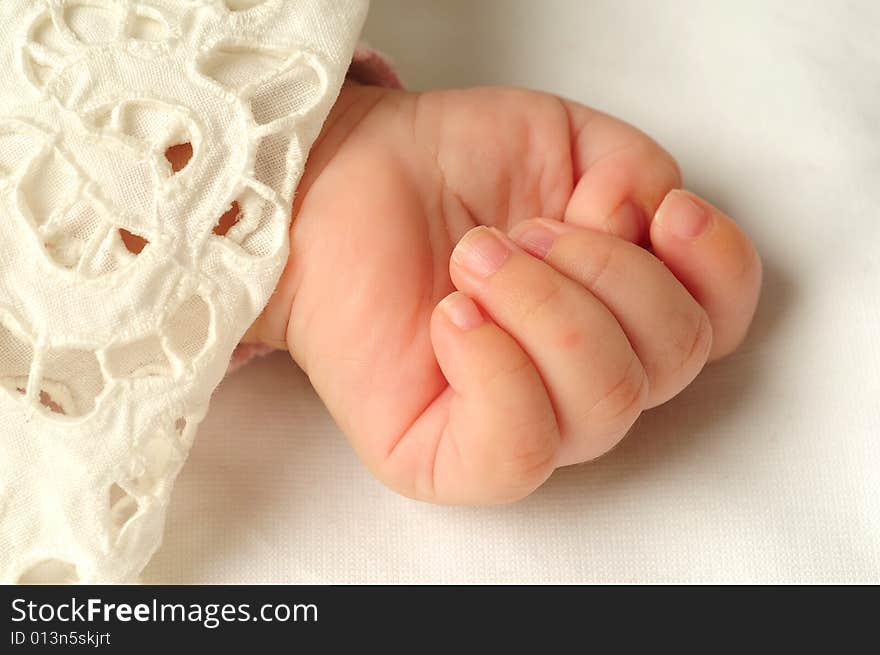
left=142, top=254, right=794, bottom=583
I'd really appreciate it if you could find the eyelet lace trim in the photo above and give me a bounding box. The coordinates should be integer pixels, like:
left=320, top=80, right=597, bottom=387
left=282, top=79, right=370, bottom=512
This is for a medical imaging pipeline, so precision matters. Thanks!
left=0, top=0, right=366, bottom=584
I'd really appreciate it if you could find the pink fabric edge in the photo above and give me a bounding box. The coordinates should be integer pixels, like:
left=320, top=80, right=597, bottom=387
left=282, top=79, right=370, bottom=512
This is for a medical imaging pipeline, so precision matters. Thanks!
left=226, top=43, right=402, bottom=376
left=348, top=43, right=404, bottom=90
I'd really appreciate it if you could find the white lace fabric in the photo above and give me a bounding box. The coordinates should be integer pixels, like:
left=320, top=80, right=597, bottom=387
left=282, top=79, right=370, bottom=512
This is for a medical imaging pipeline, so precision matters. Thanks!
left=0, top=0, right=367, bottom=584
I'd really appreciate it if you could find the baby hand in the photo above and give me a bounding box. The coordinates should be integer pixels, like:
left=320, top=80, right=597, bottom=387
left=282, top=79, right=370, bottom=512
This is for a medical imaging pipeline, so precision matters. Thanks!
left=246, top=84, right=761, bottom=503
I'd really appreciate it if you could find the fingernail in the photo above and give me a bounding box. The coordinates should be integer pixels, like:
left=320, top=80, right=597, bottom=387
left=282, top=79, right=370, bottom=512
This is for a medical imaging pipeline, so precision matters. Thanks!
left=440, top=293, right=485, bottom=331
left=657, top=191, right=711, bottom=239
left=606, top=200, right=647, bottom=243
left=508, top=221, right=562, bottom=259
left=452, top=227, right=510, bottom=278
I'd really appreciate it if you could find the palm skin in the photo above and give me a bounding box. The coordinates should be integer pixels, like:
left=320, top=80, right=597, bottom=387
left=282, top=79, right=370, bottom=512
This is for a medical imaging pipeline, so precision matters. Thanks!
left=244, top=82, right=762, bottom=504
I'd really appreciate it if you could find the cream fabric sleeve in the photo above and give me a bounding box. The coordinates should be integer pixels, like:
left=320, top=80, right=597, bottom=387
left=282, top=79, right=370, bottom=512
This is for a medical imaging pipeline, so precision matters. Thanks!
left=0, top=0, right=368, bottom=584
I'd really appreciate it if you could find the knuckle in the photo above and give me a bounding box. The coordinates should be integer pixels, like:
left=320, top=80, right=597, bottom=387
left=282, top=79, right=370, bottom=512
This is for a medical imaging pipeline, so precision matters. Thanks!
left=589, top=355, right=648, bottom=429
left=576, top=238, right=615, bottom=290
left=481, top=349, right=534, bottom=392
left=493, top=431, right=558, bottom=501
left=682, top=309, right=713, bottom=371
left=644, top=308, right=712, bottom=406
left=659, top=307, right=713, bottom=384
left=517, top=276, right=567, bottom=324
left=500, top=430, right=558, bottom=488
left=468, top=407, right=560, bottom=504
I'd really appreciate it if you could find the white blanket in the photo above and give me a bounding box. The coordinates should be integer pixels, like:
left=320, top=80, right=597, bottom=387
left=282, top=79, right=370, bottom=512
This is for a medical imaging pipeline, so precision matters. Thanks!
left=144, top=0, right=880, bottom=583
